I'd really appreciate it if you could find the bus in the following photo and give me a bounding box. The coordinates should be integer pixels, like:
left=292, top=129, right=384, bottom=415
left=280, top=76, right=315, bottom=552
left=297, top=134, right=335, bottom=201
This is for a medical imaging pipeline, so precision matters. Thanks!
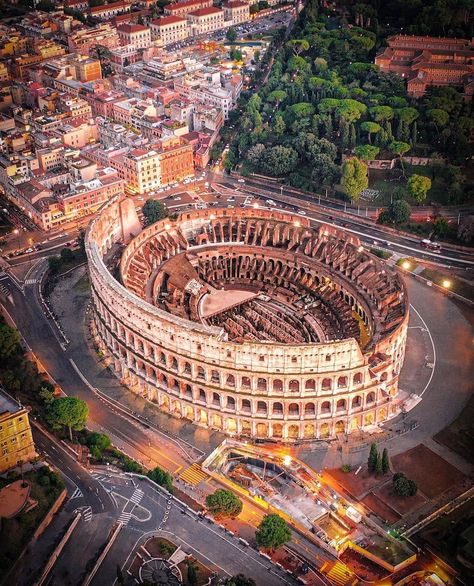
left=420, top=239, right=441, bottom=253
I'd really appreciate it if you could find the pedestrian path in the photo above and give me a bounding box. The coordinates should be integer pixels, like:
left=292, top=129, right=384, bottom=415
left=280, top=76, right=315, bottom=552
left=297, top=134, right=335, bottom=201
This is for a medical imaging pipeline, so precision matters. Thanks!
left=81, top=506, right=92, bottom=523
left=24, top=278, right=38, bottom=285
left=179, top=463, right=209, bottom=486
left=70, top=487, right=83, bottom=500
left=130, top=488, right=144, bottom=506
left=322, top=561, right=356, bottom=586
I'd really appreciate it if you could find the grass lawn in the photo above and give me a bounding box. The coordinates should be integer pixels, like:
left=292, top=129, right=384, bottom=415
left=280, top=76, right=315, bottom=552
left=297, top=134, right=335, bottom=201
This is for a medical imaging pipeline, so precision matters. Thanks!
left=0, top=467, right=65, bottom=575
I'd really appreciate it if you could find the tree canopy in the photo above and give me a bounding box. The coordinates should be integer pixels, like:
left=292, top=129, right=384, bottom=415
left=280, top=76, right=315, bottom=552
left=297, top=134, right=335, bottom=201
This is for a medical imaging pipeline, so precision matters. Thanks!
left=142, top=199, right=168, bottom=226
left=341, top=157, right=368, bottom=201
left=205, top=489, right=243, bottom=518
left=378, top=200, right=411, bottom=224
left=408, top=174, right=432, bottom=203
left=255, top=514, right=291, bottom=550
left=148, top=466, right=173, bottom=493
left=47, top=397, right=88, bottom=440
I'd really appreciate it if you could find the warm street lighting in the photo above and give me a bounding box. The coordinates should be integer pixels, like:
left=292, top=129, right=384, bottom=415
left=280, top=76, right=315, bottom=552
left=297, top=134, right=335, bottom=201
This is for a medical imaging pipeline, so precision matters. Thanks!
left=442, top=279, right=451, bottom=289
left=294, top=221, right=300, bottom=227
left=402, top=260, right=411, bottom=270
left=253, top=203, right=259, bottom=209
left=283, top=455, right=292, bottom=466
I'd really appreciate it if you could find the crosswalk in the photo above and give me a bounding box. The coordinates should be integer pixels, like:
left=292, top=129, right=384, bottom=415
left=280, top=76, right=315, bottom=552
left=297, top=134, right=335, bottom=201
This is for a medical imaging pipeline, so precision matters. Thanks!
left=80, top=506, right=92, bottom=523
left=24, top=278, right=38, bottom=285
left=118, top=511, right=132, bottom=526
left=70, top=487, right=83, bottom=500
left=0, top=284, right=9, bottom=297
left=179, top=463, right=209, bottom=486
left=130, top=488, right=144, bottom=506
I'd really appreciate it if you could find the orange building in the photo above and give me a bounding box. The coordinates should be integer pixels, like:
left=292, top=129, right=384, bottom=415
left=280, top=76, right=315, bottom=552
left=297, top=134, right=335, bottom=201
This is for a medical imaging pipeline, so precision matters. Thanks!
left=158, top=136, right=194, bottom=185
left=375, top=35, right=474, bottom=101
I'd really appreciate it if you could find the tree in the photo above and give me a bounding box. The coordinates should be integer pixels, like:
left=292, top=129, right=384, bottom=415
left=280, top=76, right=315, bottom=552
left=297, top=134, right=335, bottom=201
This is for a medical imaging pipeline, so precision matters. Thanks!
left=389, top=141, right=411, bottom=176
left=378, top=200, right=411, bottom=225
left=142, top=199, right=168, bottom=225
left=369, top=106, right=394, bottom=123
left=381, top=448, right=390, bottom=474
left=310, top=155, right=340, bottom=186
left=47, top=397, right=88, bottom=441
left=187, top=562, right=198, bottom=586
left=86, top=432, right=111, bottom=458
left=148, top=466, right=173, bottom=492
left=60, top=247, right=75, bottom=262
left=259, top=146, right=298, bottom=176
left=286, top=39, right=309, bottom=56
left=267, top=90, right=287, bottom=109
left=255, top=514, right=291, bottom=550
left=433, top=218, right=450, bottom=238
left=226, top=27, right=237, bottom=42
left=287, top=56, right=310, bottom=74
left=360, top=121, right=381, bottom=144
left=0, top=322, right=22, bottom=359
left=368, top=443, right=378, bottom=473
left=392, top=473, right=418, bottom=497
left=205, top=489, right=243, bottom=518
left=341, top=157, right=368, bottom=201
left=223, top=576, right=256, bottom=586
left=408, top=174, right=431, bottom=203
left=375, top=452, right=383, bottom=476
left=48, top=256, right=62, bottom=274
left=355, top=145, right=379, bottom=161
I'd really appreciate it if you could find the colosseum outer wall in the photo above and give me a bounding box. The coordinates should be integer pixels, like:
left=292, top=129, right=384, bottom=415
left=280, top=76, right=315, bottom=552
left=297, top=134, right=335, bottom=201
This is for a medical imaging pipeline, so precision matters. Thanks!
left=86, top=197, right=409, bottom=441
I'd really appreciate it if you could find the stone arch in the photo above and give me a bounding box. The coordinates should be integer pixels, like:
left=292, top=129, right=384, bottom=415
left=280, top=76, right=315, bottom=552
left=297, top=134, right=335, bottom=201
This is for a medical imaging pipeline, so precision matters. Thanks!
left=226, top=418, right=237, bottom=433
left=337, top=376, right=348, bottom=389
left=272, top=402, right=283, bottom=415
left=241, top=398, right=251, bottom=412
left=364, top=413, right=374, bottom=425
left=161, top=395, right=169, bottom=410
left=336, top=399, right=346, bottom=412
left=257, top=401, right=267, bottom=414
left=288, top=403, right=299, bottom=416
left=322, top=378, right=332, bottom=391
left=288, top=424, right=299, bottom=439
left=273, top=379, right=283, bottom=393
left=256, top=422, right=268, bottom=437
left=378, top=407, right=387, bottom=421
left=171, top=357, right=178, bottom=371
left=305, top=379, right=316, bottom=391
left=305, top=402, right=316, bottom=416
left=172, top=399, right=181, bottom=415
left=366, top=391, right=376, bottom=404
left=320, top=423, right=330, bottom=438
left=198, top=388, right=206, bottom=402
left=257, top=378, right=267, bottom=392
left=351, top=395, right=362, bottom=409
left=184, top=405, right=194, bottom=420
left=351, top=415, right=361, bottom=431
left=226, top=396, right=236, bottom=410
left=335, top=420, right=345, bottom=434
left=184, top=384, right=192, bottom=399
left=226, top=374, right=235, bottom=388
left=320, top=401, right=331, bottom=414
left=212, top=414, right=222, bottom=429
left=212, top=392, right=221, bottom=406
left=241, top=420, right=251, bottom=435
left=242, top=376, right=251, bottom=390
left=289, top=380, right=300, bottom=393
left=197, top=366, right=206, bottom=380
left=198, top=409, right=208, bottom=424
left=304, top=424, right=315, bottom=439
left=272, top=423, right=283, bottom=438
left=353, top=372, right=363, bottom=385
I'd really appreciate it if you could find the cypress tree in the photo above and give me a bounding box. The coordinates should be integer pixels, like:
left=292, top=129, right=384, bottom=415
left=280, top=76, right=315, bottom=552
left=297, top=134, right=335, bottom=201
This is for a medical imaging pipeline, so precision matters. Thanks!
left=375, top=452, right=383, bottom=476
left=382, top=448, right=390, bottom=474
left=411, top=121, right=418, bottom=146
left=368, top=443, right=378, bottom=473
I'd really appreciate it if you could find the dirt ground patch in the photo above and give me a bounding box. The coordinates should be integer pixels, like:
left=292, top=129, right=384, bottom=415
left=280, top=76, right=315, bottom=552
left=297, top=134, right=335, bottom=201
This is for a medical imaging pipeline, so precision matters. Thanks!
left=434, top=394, right=474, bottom=464
left=328, top=466, right=388, bottom=499
left=373, top=481, right=427, bottom=517
left=361, top=492, right=401, bottom=525
left=391, top=444, right=467, bottom=499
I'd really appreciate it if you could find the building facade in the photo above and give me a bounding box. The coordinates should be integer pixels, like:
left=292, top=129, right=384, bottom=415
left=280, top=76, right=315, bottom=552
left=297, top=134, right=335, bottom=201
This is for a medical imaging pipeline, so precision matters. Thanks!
left=187, top=7, right=225, bottom=36
left=150, top=16, right=189, bottom=44
left=87, top=203, right=409, bottom=442
left=0, top=393, right=36, bottom=474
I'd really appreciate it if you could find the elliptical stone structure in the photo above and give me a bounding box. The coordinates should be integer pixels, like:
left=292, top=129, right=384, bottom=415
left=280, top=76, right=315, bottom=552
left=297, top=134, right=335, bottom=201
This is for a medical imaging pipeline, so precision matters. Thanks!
left=86, top=197, right=409, bottom=441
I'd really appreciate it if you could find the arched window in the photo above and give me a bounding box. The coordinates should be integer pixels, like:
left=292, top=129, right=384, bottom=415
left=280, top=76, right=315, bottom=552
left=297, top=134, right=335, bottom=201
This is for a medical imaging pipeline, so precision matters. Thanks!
left=351, top=396, right=362, bottom=409
left=272, top=402, right=283, bottom=414
left=321, top=401, right=331, bottom=414
left=184, top=384, right=192, bottom=398
left=183, top=362, right=192, bottom=375
left=171, top=357, right=178, bottom=371
left=322, top=378, right=332, bottom=391
left=338, top=376, right=348, bottom=389
left=198, top=388, right=206, bottom=402
left=241, top=376, right=251, bottom=389
left=226, top=374, right=235, bottom=388
left=212, top=392, right=220, bottom=406
left=353, top=372, right=363, bottom=385
left=288, top=403, right=299, bottom=416
left=226, top=396, right=236, bottom=409
left=273, top=379, right=283, bottom=392
left=257, top=378, right=267, bottom=392
left=211, top=370, right=220, bottom=384
left=197, top=366, right=206, bottom=380
left=305, top=403, right=316, bottom=416
left=289, top=380, right=300, bottom=393
left=257, top=401, right=267, bottom=413
left=242, top=399, right=251, bottom=412
left=366, top=391, right=376, bottom=404
left=305, top=379, right=316, bottom=391
left=336, top=399, right=346, bottom=411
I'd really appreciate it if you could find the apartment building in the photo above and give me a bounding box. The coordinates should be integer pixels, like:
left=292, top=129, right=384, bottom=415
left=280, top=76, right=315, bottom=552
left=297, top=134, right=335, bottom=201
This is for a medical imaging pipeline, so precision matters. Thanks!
left=9, top=42, right=67, bottom=80
left=74, top=56, right=102, bottom=82
left=150, top=16, right=189, bottom=44
left=117, top=23, right=152, bottom=49
left=0, top=394, right=36, bottom=474
left=164, top=0, right=213, bottom=17
left=187, top=7, right=225, bottom=36
left=175, top=76, right=233, bottom=118
left=222, top=0, right=250, bottom=25
left=89, top=1, right=132, bottom=20
left=68, top=24, right=121, bottom=57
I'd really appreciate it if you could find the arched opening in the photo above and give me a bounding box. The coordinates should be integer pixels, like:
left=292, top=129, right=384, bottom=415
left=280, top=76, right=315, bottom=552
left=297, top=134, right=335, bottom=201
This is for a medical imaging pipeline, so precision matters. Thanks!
left=241, top=420, right=251, bottom=435
left=184, top=405, right=194, bottom=420
left=353, top=372, right=363, bottom=385
left=364, top=413, right=374, bottom=426
left=320, top=423, right=330, bottom=438
left=171, top=357, right=178, bottom=371
left=226, top=374, right=235, bottom=388
left=183, top=362, right=192, bottom=375
left=256, top=423, right=268, bottom=437
left=289, top=380, right=300, bottom=393
left=226, top=418, right=237, bottom=433
left=305, top=403, right=316, bottom=416
left=322, top=378, right=332, bottom=391
left=272, top=423, right=283, bottom=438
left=321, top=401, right=331, bottom=414
left=241, top=377, right=251, bottom=390
left=198, top=389, right=206, bottom=403
left=241, top=399, right=251, bottom=413
left=211, top=370, right=220, bottom=384
left=380, top=372, right=388, bottom=382
left=288, top=425, right=299, bottom=439
left=257, top=378, right=267, bottom=392
left=335, top=420, right=345, bottom=434
left=338, top=376, right=348, bottom=389
left=273, top=379, right=283, bottom=393
left=351, top=415, right=361, bottom=431
left=197, top=366, right=206, bottom=380
left=212, top=414, right=222, bottom=429
left=304, top=424, right=315, bottom=439
left=378, top=408, right=387, bottom=421
left=226, top=396, right=236, bottom=410
left=172, top=400, right=181, bottom=415
left=257, top=401, right=267, bottom=414
left=336, top=399, right=346, bottom=412
left=351, top=396, right=362, bottom=409
left=212, top=392, right=220, bottom=406
left=305, top=379, right=316, bottom=391
left=272, top=402, right=283, bottom=415
left=366, top=391, right=376, bottom=404
left=160, top=395, right=169, bottom=410
left=288, top=403, right=299, bottom=416
left=184, top=384, right=192, bottom=399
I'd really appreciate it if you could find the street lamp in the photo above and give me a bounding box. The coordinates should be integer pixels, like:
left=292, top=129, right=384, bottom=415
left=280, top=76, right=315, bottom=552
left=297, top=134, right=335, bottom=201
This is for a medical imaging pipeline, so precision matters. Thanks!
left=402, top=260, right=411, bottom=270
left=283, top=455, right=292, bottom=467
left=442, top=279, right=451, bottom=289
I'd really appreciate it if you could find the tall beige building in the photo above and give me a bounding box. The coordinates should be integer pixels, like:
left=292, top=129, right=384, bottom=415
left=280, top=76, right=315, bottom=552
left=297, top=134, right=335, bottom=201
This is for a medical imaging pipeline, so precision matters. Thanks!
left=0, top=394, right=36, bottom=473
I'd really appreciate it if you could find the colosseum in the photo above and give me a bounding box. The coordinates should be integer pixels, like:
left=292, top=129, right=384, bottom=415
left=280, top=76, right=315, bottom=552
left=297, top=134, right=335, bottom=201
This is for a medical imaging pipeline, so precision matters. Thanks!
left=86, top=197, right=409, bottom=441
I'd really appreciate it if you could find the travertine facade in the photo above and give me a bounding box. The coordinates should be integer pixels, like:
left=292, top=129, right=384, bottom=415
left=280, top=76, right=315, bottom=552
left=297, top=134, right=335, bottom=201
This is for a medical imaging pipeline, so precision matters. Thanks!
left=87, top=200, right=409, bottom=441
